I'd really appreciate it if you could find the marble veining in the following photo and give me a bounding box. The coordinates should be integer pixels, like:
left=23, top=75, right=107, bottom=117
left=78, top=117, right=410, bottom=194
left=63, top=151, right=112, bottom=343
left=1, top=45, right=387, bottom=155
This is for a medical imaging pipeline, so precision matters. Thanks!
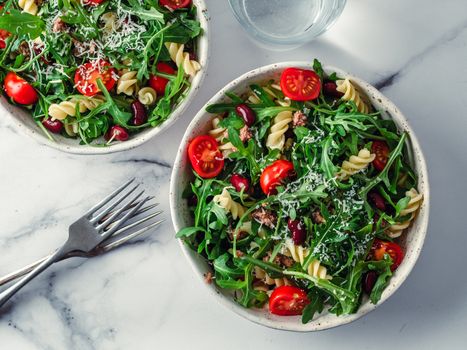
left=1, top=0, right=467, bottom=349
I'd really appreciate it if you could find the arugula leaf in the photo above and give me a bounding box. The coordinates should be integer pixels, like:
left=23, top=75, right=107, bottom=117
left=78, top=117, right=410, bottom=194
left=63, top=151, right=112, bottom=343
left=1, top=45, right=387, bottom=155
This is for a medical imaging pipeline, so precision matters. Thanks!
left=175, top=226, right=206, bottom=238
left=164, top=14, right=201, bottom=43
left=368, top=256, right=393, bottom=304
left=0, top=10, right=45, bottom=38
left=96, top=80, right=132, bottom=127
left=302, top=288, right=325, bottom=324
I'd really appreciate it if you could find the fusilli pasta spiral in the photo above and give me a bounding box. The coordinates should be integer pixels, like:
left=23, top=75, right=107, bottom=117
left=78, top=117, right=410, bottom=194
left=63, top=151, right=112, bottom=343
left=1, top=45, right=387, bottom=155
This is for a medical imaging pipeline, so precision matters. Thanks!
left=248, top=83, right=291, bottom=107
left=284, top=239, right=332, bottom=279
left=337, top=148, right=376, bottom=180
left=213, top=187, right=246, bottom=220
left=117, top=70, right=138, bottom=96
left=253, top=266, right=291, bottom=289
left=138, top=87, right=157, bottom=105
left=63, top=120, right=78, bottom=137
left=165, top=42, right=201, bottom=77
left=18, top=0, right=38, bottom=15
left=336, top=78, right=369, bottom=114
left=387, top=188, right=423, bottom=238
left=208, top=117, right=236, bottom=157
left=48, top=96, right=105, bottom=121
left=100, top=12, right=118, bottom=34
left=266, top=111, right=292, bottom=150
left=235, top=221, right=253, bottom=236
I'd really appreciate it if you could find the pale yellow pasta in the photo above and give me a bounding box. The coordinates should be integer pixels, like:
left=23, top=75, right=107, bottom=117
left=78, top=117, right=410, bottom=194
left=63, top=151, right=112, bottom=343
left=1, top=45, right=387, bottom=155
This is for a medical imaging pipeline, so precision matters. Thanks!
left=337, top=148, right=376, bottom=180
left=254, top=266, right=291, bottom=288
left=48, top=96, right=105, bottom=121
left=248, top=83, right=291, bottom=107
left=336, top=78, right=369, bottom=114
left=235, top=221, right=253, bottom=236
left=63, top=120, right=78, bottom=137
left=101, top=12, right=118, bottom=34
left=117, top=71, right=138, bottom=96
left=213, top=187, right=246, bottom=220
left=387, top=188, right=423, bottom=238
left=138, top=87, right=157, bottom=105
left=208, top=117, right=235, bottom=157
left=284, top=239, right=332, bottom=280
left=266, top=111, right=293, bottom=150
left=18, top=0, right=38, bottom=15
left=165, top=42, right=201, bottom=77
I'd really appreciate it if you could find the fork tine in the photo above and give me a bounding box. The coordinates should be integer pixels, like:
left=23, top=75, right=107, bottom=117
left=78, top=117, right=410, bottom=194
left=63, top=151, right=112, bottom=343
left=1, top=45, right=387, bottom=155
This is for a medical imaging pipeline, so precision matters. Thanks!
left=90, top=184, right=139, bottom=224
left=108, top=210, right=163, bottom=235
left=99, top=195, right=149, bottom=238
left=102, top=219, right=165, bottom=252
left=95, top=190, right=145, bottom=232
left=134, top=202, right=159, bottom=216
left=99, top=200, right=158, bottom=224
left=84, top=178, right=135, bottom=217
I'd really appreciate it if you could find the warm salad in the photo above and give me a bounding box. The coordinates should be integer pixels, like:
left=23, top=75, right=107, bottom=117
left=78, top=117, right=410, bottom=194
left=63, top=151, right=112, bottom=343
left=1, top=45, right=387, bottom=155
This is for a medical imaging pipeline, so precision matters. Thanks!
left=177, top=60, right=423, bottom=322
left=0, top=0, right=202, bottom=144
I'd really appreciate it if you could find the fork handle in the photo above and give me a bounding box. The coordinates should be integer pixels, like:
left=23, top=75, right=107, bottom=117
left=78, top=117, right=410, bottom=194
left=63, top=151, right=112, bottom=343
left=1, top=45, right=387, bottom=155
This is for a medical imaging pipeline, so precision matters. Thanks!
left=0, top=246, right=67, bottom=308
left=0, top=256, right=49, bottom=286
left=0, top=250, right=85, bottom=287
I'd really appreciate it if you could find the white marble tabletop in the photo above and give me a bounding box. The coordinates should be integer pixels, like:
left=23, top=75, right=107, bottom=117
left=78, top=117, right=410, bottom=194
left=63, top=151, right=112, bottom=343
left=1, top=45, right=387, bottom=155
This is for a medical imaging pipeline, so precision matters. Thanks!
left=1, top=0, right=467, bottom=349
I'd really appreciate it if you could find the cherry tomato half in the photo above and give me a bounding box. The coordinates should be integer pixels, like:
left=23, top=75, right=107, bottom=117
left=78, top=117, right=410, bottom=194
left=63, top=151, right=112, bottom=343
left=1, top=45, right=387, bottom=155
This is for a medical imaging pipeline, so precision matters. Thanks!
left=260, top=160, right=294, bottom=195
left=4, top=72, right=38, bottom=105
left=188, top=135, right=224, bottom=178
left=372, top=140, right=390, bottom=171
left=149, top=62, right=176, bottom=95
left=159, top=0, right=191, bottom=9
left=370, top=238, right=404, bottom=271
left=74, top=60, right=117, bottom=96
left=0, top=29, right=10, bottom=49
left=269, top=286, right=310, bottom=316
left=280, top=67, right=321, bottom=101
left=83, top=0, right=106, bottom=5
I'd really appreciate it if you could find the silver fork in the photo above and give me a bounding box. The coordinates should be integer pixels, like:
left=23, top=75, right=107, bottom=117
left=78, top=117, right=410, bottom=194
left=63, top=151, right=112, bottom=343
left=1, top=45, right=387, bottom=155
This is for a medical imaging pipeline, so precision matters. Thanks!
left=0, top=201, right=164, bottom=287
left=0, top=178, right=156, bottom=308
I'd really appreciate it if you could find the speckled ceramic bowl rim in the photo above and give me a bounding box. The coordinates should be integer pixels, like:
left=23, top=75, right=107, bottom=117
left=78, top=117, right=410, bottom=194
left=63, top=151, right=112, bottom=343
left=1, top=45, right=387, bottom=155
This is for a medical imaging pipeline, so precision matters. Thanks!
left=0, top=0, right=210, bottom=155
left=170, top=62, right=430, bottom=332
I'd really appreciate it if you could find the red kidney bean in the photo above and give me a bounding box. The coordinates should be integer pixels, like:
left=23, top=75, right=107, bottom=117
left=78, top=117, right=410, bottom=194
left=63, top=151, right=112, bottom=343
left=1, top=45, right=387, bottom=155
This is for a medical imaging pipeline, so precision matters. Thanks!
left=42, top=118, right=63, bottom=133
left=235, top=104, right=256, bottom=126
left=105, top=125, right=129, bottom=141
left=323, top=81, right=343, bottom=98
left=230, top=174, right=250, bottom=192
left=131, top=100, right=147, bottom=126
left=362, top=271, right=378, bottom=294
left=368, top=191, right=386, bottom=211
left=287, top=219, right=306, bottom=245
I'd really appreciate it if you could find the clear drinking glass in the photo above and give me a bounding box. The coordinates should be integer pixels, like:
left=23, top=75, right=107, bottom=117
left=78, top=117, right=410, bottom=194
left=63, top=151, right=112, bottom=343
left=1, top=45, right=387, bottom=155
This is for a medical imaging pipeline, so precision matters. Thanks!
left=228, top=0, right=347, bottom=49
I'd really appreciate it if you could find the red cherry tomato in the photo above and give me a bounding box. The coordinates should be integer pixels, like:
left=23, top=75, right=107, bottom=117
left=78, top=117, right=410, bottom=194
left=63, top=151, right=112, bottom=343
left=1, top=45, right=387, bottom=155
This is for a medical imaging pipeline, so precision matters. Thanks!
left=83, top=0, right=106, bottom=5
left=188, top=135, right=224, bottom=178
left=159, top=0, right=191, bottom=9
left=260, top=160, right=294, bottom=195
left=370, top=239, right=404, bottom=271
left=0, top=29, right=10, bottom=49
left=149, top=62, right=176, bottom=95
left=269, top=286, right=310, bottom=316
left=74, top=60, right=116, bottom=96
left=4, top=72, right=38, bottom=105
left=372, top=141, right=390, bottom=171
left=280, top=67, right=321, bottom=101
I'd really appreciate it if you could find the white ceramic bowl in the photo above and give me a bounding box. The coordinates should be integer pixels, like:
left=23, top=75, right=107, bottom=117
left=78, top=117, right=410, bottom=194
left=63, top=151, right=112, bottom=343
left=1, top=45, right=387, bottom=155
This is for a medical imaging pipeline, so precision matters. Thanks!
left=1, top=0, right=210, bottom=155
left=170, top=62, right=430, bottom=331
